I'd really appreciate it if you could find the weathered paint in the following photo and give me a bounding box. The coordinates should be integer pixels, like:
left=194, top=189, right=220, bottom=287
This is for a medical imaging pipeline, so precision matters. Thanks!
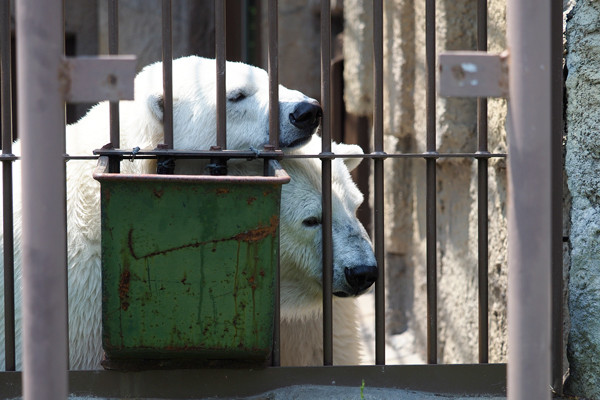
left=94, top=158, right=288, bottom=367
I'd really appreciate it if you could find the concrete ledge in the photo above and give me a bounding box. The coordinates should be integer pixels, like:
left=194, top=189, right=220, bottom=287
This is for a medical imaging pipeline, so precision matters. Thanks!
left=0, top=364, right=506, bottom=399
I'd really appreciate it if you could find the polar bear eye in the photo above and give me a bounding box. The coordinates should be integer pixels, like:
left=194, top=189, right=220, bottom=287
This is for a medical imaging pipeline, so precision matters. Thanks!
left=227, top=91, right=247, bottom=102
left=302, top=217, right=321, bottom=227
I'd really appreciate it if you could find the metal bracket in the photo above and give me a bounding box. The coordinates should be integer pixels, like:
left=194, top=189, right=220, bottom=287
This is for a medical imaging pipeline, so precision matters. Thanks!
left=439, top=51, right=509, bottom=98
left=60, top=55, right=136, bottom=103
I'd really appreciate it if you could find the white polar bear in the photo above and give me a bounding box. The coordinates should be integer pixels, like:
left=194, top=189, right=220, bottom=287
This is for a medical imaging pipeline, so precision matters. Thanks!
left=0, top=56, right=375, bottom=369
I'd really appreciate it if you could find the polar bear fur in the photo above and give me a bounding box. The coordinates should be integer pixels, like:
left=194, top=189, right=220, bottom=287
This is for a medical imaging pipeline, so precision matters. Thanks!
left=0, top=56, right=374, bottom=369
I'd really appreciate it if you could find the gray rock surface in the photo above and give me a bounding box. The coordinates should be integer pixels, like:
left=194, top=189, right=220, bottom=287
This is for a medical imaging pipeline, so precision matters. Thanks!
left=564, top=1, right=600, bottom=397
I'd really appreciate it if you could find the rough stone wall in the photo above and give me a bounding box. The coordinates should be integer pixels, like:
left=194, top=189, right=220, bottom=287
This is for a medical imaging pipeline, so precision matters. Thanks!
left=344, top=0, right=508, bottom=363
left=564, top=1, right=600, bottom=397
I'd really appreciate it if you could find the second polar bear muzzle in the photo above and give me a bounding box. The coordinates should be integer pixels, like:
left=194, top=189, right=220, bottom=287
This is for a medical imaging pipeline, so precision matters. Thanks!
left=333, top=264, right=378, bottom=298
left=281, top=100, right=323, bottom=148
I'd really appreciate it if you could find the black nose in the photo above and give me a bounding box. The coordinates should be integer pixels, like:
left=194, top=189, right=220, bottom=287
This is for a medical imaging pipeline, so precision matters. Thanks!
left=344, top=265, right=378, bottom=295
left=289, top=101, right=322, bottom=130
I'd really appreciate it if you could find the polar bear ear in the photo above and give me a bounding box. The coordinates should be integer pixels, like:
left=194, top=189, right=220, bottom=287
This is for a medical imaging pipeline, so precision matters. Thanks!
left=147, top=94, right=165, bottom=122
left=332, top=142, right=364, bottom=172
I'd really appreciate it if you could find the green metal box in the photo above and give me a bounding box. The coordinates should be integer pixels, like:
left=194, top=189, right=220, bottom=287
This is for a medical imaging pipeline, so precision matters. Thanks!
left=93, top=157, right=288, bottom=368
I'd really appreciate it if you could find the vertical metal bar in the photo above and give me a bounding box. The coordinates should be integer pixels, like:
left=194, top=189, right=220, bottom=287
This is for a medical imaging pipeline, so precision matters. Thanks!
left=108, top=0, right=120, bottom=173
left=267, top=0, right=280, bottom=367
left=162, top=0, right=173, bottom=149
left=373, top=0, right=386, bottom=366
left=425, top=0, right=438, bottom=365
left=0, top=0, right=15, bottom=372
left=241, top=0, right=249, bottom=63
left=16, top=0, right=68, bottom=396
left=477, top=0, right=489, bottom=365
left=550, top=0, right=564, bottom=394
left=268, top=0, right=279, bottom=149
left=215, top=0, right=227, bottom=150
left=321, top=0, right=333, bottom=366
left=506, top=0, right=553, bottom=398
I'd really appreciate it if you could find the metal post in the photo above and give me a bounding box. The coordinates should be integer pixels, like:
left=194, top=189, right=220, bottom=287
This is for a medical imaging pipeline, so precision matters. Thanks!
left=550, top=0, right=564, bottom=393
left=108, top=0, right=120, bottom=173
left=267, top=0, right=281, bottom=367
left=320, top=0, right=333, bottom=366
left=0, top=0, right=15, bottom=372
left=162, top=0, right=173, bottom=149
left=506, top=0, right=553, bottom=398
left=373, top=0, right=386, bottom=366
left=425, top=0, right=438, bottom=365
left=16, top=0, right=68, bottom=398
left=477, top=0, right=489, bottom=365
left=215, top=0, right=227, bottom=150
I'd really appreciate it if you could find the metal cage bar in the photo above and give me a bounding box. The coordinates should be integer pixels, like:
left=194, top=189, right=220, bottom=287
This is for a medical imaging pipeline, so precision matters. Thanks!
left=16, top=0, right=69, bottom=397
left=506, top=0, right=556, bottom=397
left=215, top=0, right=227, bottom=151
left=0, top=0, right=15, bottom=372
left=267, top=0, right=281, bottom=367
left=372, top=0, right=386, bottom=366
left=477, top=0, right=489, bottom=365
left=108, top=0, right=120, bottom=173
left=425, top=0, right=438, bottom=365
left=550, top=0, right=564, bottom=393
left=320, top=0, right=334, bottom=366
left=162, top=0, right=174, bottom=150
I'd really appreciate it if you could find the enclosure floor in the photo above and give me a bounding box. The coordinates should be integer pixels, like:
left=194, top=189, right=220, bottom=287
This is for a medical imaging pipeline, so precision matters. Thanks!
left=9, top=389, right=505, bottom=400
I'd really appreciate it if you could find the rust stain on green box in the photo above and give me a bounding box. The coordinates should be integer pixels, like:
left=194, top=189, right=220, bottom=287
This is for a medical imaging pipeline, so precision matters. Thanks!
left=93, top=157, right=288, bottom=366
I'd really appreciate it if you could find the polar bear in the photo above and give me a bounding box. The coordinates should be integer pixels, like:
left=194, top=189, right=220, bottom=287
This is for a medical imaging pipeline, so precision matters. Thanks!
left=0, top=56, right=322, bottom=370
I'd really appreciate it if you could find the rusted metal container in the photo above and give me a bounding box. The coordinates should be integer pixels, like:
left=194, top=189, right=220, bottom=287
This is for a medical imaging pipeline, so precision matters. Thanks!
left=93, top=157, right=289, bottom=369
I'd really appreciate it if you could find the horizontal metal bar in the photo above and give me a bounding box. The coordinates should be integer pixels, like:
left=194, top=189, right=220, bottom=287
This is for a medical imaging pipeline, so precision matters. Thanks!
left=91, top=149, right=507, bottom=160
left=92, top=148, right=285, bottom=160
left=0, top=364, right=506, bottom=399
left=61, top=56, right=136, bottom=103
left=439, top=51, right=509, bottom=98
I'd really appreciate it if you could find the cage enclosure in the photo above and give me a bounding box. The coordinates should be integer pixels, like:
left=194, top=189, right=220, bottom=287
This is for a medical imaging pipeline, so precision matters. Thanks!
left=93, top=156, right=289, bottom=370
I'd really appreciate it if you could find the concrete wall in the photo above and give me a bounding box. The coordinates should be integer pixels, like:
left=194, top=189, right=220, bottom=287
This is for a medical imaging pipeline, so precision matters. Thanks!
left=97, top=0, right=214, bottom=73
left=343, top=0, right=509, bottom=363
left=564, top=1, right=600, bottom=397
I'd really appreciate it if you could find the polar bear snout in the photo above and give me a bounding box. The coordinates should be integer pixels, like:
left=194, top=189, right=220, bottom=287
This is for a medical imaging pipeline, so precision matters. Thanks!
left=289, top=100, right=323, bottom=131
left=335, top=265, right=378, bottom=297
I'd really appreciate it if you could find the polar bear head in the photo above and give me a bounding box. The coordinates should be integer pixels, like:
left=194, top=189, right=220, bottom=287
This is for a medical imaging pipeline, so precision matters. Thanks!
left=131, top=56, right=321, bottom=151
left=276, top=137, right=378, bottom=319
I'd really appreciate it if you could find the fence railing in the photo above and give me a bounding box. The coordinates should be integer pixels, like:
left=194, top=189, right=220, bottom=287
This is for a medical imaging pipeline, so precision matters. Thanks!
left=0, top=0, right=563, bottom=398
